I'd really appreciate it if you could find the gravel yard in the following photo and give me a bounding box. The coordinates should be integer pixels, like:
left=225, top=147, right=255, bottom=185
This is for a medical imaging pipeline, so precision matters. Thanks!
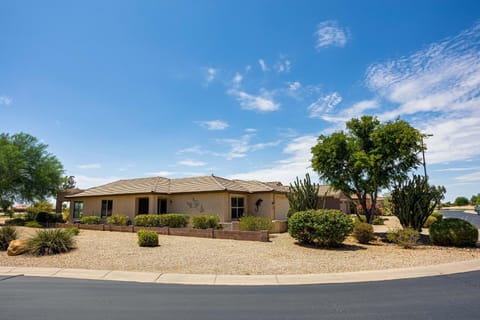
left=2, top=218, right=480, bottom=275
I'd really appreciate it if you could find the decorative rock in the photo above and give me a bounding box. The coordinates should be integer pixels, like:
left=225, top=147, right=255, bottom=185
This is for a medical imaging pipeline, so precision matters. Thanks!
left=7, top=239, right=29, bottom=256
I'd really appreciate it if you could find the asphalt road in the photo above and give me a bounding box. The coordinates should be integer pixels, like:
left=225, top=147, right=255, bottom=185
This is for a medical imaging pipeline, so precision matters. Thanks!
left=440, top=210, right=480, bottom=228
left=1, top=272, right=480, bottom=320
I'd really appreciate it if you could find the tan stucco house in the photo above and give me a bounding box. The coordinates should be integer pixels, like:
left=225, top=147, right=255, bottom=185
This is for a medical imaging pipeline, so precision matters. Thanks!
left=317, top=185, right=351, bottom=213
left=66, top=175, right=290, bottom=224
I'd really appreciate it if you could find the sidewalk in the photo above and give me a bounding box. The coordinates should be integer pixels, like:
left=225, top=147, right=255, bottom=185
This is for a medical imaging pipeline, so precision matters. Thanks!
left=1, top=259, right=480, bottom=286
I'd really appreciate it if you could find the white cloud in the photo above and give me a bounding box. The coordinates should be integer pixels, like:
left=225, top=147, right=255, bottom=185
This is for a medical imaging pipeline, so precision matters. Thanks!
left=308, top=92, right=342, bottom=118
left=218, top=133, right=281, bottom=160
left=455, top=171, right=480, bottom=182
left=147, top=171, right=176, bottom=177
left=228, top=135, right=318, bottom=184
left=196, top=120, right=229, bottom=130
left=177, top=146, right=203, bottom=155
left=179, top=159, right=207, bottom=167
left=363, top=22, right=480, bottom=164
left=258, top=59, right=268, bottom=71
left=77, top=163, right=101, bottom=170
left=0, top=96, right=12, bottom=106
left=228, top=89, right=280, bottom=112
left=232, top=72, right=243, bottom=87
left=288, top=81, right=302, bottom=91
left=320, top=99, right=379, bottom=123
left=206, top=67, right=217, bottom=82
left=74, top=175, right=120, bottom=189
left=435, top=167, right=479, bottom=172
left=315, top=20, right=349, bottom=49
left=274, top=58, right=291, bottom=73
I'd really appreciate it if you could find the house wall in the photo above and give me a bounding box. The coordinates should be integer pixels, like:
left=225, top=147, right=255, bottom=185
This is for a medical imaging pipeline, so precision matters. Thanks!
left=274, top=194, right=289, bottom=220
left=247, top=192, right=273, bottom=219
left=168, top=193, right=229, bottom=222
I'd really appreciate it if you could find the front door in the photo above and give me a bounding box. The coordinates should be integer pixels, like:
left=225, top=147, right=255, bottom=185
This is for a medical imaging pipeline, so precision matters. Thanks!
left=138, top=198, right=149, bottom=215
left=157, top=199, right=167, bottom=214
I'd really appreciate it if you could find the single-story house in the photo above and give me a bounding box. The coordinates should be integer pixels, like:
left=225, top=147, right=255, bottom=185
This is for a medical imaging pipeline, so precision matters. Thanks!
left=66, top=175, right=290, bottom=224
left=317, top=185, right=351, bottom=213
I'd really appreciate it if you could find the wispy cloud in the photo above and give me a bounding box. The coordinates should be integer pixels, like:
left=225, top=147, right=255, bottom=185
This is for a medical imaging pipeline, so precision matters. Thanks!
left=218, top=133, right=281, bottom=160
left=363, top=21, right=480, bottom=164
left=274, top=58, right=291, bottom=73
left=315, top=20, right=349, bottom=49
left=232, top=72, right=243, bottom=87
left=435, top=167, right=479, bottom=172
left=178, top=159, right=207, bottom=167
left=0, top=96, right=12, bottom=106
left=288, top=81, right=302, bottom=92
left=147, top=171, right=177, bottom=177
left=308, top=92, right=342, bottom=118
left=320, top=99, right=379, bottom=124
left=455, top=170, right=480, bottom=182
left=258, top=59, right=268, bottom=71
left=74, top=175, right=119, bottom=189
left=177, top=145, right=203, bottom=155
left=196, top=120, right=229, bottom=130
left=77, top=163, right=101, bottom=170
left=206, top=67, right=217, bottom=82
left=228, top=89, right=280, bottom=112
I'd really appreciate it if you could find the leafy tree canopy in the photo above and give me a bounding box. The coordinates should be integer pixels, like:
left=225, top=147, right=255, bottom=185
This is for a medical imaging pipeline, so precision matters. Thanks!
left=311, top=116, right=424, bottom=223
left=0, top=133, right=64, bottom=206
left=453, top=196, right=470, bottom=206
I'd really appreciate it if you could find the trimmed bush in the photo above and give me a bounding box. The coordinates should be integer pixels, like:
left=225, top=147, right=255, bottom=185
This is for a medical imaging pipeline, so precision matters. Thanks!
left=372, top=217, right=385, bottom=225
left=239, top=215, right=273, bottom=232
left=386, top=228, right=420, bottom=249
left=65, top=226, right=80, bottom=236
left=137, top=229, right=159, bottom=247
left=431, top=211, right=443, bottom=221
left=159, top=214, right=189, bottom=228
left=28, top=229, right=76, bottom=256
left=353, top=222, right=375, bottom=244
left=107, top=214, right=129, bottom=226
left=423, top=215, right=438, bottom=228
left=25, top=221, right=42, bottom=228
left=288, top=209, right=354, bottom=247
left=192, top=215, right=220, bottom=229
left=429, top=218, right=478, bottom=247
left=79, top=216, right=102, bottom=224
left=5, top=218, right=25, bottom=226
left=0, top=226, right=18, bottom=251
left=134, top=214, right=162, bottom=227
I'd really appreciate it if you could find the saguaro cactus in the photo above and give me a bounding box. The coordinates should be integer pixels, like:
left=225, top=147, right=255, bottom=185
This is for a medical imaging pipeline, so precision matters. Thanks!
left=287, top=173, right=319, bottom=216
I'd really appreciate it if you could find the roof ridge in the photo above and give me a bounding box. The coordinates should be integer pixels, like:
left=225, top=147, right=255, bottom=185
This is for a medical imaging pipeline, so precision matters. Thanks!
left=210, top=175, right=227, bottom=190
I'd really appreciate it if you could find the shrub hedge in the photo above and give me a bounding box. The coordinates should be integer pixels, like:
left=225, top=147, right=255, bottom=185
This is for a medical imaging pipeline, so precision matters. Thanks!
left=288, top=209, right=354, bottom=247
left=137, top=230, right=159, bottom=247
left=353, top=222, right=375, bottom=244
left=239, top=215, right=272, bottom=232
left=134, top=214, right=189, bottom=228
left=0, top=226, right=18, bottom=251
left=79, top=216, right=102, bottom=224
left=107, top=214, right=129, bottom=226
left=192, top=215, right=220, bottom=229
left=429, top=218, right=478, bottom=247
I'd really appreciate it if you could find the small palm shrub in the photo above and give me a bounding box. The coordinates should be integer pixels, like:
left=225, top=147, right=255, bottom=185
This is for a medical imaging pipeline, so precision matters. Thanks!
left=79, top=216, right=102, bottom=224
left=423, top=215, right=438, bottom=228
left=192, top=215, right=220, bottom=229
left=137, top=230, right=159, bottom=247
left=353, top=222, right=375, bottom=244
left=0, top=226, right=18, bottom=251
left=429, top=218, right=478, bottom=247
left=107, top=214, right=129, bottom=226
left=372, top=217, right=385, bottom=225
left=134, top=214, right=162, bottom=227
left=239, top=215, right=273, bottom=232
left=28, top=229, right=76, bottom=256
left=386, top=228, right=420, bottom=249
left=159, top=214, right=189, bottom=228
left=25, top=221, right=42, bottom=228
left=288, top=210, right=354, bottom=247
left=65, top=226, right=80, bottom=236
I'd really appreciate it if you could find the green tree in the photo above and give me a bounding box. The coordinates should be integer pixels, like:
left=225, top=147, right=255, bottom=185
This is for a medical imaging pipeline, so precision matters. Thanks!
left=0, top=133, right=64, bottom=205
left=60, top=175, right=76, bottom=190
left=453, top=196, right=469, bottom=206
left=286, top=173, right=319, bottom=216
left=470, top=194, right=479, bottom=205
left=311, top=116, right=424, bottom=223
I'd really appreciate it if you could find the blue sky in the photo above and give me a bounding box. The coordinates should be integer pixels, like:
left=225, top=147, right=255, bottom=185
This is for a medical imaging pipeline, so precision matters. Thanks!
left=1, top=1, right=479, bottom=202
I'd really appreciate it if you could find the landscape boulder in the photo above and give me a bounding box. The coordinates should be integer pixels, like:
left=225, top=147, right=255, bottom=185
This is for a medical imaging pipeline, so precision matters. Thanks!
left=7, top=239, right=29, bottom=256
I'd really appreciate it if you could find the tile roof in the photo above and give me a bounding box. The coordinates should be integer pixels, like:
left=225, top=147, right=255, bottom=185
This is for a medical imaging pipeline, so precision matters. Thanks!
left=67, top=175, right=288, bottom=198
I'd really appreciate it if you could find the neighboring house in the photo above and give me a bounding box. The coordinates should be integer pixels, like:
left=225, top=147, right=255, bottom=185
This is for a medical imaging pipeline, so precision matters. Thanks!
left=66, top=175, right=289, bottom=223
left=317, top=185, right=351, bottom=213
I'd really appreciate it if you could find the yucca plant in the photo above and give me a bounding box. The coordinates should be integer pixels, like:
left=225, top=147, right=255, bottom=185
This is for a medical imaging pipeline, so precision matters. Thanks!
left=0, top=226, right=18, bottom=251
left=28, top=229, right=76, bottom=256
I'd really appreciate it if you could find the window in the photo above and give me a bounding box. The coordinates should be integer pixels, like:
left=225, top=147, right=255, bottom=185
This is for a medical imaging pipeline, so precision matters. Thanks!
left=231, top=197, right=245, bottom=220
left=137, top=198, right=149, bottom=215
left=73, top=201, right=83, bottom=219
left=101, top=200, right=113, bottom=218
left=157, top=198, right=167, bottom=214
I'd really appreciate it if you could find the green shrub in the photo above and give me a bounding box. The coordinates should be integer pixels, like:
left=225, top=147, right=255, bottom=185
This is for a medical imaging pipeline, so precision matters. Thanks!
left=0, top=226, right=18, bottom=251
left=372, top=217, right=385, bottom=225
left=239, top=215, right=273, bottom=232
left=353, top=222, right=375, bottom=244
left=192, top=215, right=220, bottom=229
left=79, top=216, right=102, bottom=224
left=356, top=215, right=367, bottom=223
left=386, top=228, right=420, bottom=249
left=27, top=229, right=76, bottom=256
left=65, top=226, right=80, bottom=236
left=25, top=221, right=42, bottom=228
left=5, top=218, right=25, bottom=226
left=431, top=211, right=443, bottom=221
left=423, top=215, right=438, bottom=228
left=137, top=229, right=159, bottom=247
left=159, top=214, right=189, bottom=228
left=429, top=218, right=478, bottom=247
left=288, top=209, right=354, bottom=247
left=134, top=214, right=162, bottom=227
left=107, top=214, right=129, bottom=226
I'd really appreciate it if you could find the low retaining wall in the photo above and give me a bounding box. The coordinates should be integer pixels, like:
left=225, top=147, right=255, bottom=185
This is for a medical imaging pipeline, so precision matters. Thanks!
left=56, top=223, right=269, bottom=242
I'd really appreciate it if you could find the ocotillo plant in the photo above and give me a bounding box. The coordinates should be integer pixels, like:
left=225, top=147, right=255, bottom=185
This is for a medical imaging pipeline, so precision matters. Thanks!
left=391, top=175, right=445, bottom=231
left=287, top=173, right=319, bottom=216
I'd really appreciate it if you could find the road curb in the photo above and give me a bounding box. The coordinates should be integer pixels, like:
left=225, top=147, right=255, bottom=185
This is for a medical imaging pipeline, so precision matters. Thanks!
left=2, top=259, right=480, bottom=286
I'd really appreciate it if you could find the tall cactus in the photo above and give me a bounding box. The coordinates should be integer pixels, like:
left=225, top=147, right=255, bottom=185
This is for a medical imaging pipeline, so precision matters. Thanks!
left=391, top=175, right=446, bottom=231
left=287, top=173, right=319, bottom=216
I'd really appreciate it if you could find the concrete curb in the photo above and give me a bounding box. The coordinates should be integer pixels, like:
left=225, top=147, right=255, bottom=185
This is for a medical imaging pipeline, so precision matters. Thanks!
left=2, top=259, right=480, bottom=286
